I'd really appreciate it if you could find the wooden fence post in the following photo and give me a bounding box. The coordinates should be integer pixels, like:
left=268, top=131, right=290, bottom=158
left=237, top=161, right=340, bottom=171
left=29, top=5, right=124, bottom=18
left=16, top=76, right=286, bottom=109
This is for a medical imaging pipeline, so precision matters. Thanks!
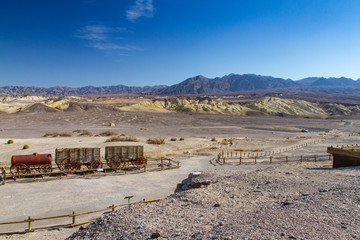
left=286, top=156, right=288, bottom=163
left=144, top=164, right=147, bottom=172
left=300, top=155, right=303, bottom=162
left=314, top=155, right=317, bottom=162
left=270, top=156, right=272, bottom=164
left=27, top=216, right=32, bottom=232
left=254, top=157, right=257, bottom=164
left=239, top=156, right=242, bottom=165
left=112, top=204, right=115, bottom=212
left=72, top=211, right=76, bottom=225
left=223, top=157, right=225, bottom=165
left=161, top=158, right=164, bottom=170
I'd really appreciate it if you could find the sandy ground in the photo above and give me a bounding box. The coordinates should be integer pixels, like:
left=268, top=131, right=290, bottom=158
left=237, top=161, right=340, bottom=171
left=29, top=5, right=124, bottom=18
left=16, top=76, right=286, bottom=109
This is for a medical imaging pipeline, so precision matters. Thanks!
left=0, top=103, right=359, bottom=239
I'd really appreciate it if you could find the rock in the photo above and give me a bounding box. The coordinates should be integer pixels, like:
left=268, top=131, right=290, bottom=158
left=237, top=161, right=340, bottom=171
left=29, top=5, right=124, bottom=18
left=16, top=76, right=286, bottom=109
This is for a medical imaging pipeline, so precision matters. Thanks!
left=181, top=184, right=191, bottom=190
left=219, top=221, right=224, bottom=226
left=192, top=182, right=202, bottom=188
left=280, top=200, right=292, bottom=207
left=319, top=188, right=328, bottom=192
left=151, top=232, right=161, bottom=238
left=213, top=203, right=221, bottom=207
left=109, top=122, right=116, bottom=127
left=188, top=172, right=202, bottom=178
left=202, top=180, right=212, bottom=185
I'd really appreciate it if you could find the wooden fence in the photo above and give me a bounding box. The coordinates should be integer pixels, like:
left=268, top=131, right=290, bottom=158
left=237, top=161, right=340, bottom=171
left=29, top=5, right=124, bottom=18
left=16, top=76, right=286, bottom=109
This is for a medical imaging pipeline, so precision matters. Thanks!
left=217, top=152, right=332, bottom=165
left=1, top=157, right=180, bottom=185
left=0, top=198, right=162, bottom=235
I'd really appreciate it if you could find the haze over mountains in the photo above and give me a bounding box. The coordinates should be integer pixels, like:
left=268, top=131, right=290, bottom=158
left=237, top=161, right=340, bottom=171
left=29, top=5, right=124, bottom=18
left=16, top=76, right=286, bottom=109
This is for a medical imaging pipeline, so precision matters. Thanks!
left=1, top=74, right=360, bottom=96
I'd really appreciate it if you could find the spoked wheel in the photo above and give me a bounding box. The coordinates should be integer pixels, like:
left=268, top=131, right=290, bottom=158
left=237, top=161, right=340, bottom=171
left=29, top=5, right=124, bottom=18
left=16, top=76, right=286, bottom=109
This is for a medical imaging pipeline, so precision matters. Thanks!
left=59, top=158, right=81, bottom=171
left=133, top=158, right=147, bottom=168
left=90, top=160, right=103, bottom=170
left=110, top=156, right=125, bottom=170
left=40, top=165, right=53, bottom=174
left=10, top=163, right=30, bottom=179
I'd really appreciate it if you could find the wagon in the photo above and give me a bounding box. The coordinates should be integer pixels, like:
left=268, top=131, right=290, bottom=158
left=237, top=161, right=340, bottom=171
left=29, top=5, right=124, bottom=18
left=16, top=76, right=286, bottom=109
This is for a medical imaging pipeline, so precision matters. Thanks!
left=10, top=153, right=53, bottom=178
left=55, top=148, right=102, bottom=171
left=105, top=146, right=147, bottom=170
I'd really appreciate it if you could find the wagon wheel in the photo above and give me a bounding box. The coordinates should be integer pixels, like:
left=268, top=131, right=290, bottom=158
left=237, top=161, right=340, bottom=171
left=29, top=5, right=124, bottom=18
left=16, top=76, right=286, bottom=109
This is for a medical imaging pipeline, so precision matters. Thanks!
left=110, top=155, right=125, bottom=170
left=90, top=160, right=103, bottom=170
left=10, top=163, right=30, bottom=179
left=40, top=165, right=52, bottom=173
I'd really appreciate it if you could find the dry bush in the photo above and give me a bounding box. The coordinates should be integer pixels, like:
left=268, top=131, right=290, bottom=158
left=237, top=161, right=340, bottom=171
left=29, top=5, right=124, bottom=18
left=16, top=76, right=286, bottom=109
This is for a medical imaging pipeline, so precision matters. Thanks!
left=23, top=144, right=29, bottom=149
left=234, top=148, right=245, bottom=152
left=7, top=140, right=14, bottom=144
left=140, top=127, right=148, bottom=131
left=43, top=132, right=72, bottom=137
left=97, top=131, right=118, bottom=137
left=166, top=153, right=177, bottom=156
left=210, top=146, right=219, bottom=150
left=179, top=137, right=185, bottom=141
left=252, top=148, right=262, bottom=152
left=221, top=139, right=229, bottom=145
left=211, top=137, right=217, bottom=142
left=105, top=135, right=139, bottom=142
left=73, top=129, right=93, bottom=136
left=295, top=135, right=306, bottom=139
left=147, top=138, right=165, bottom=145
left=170, top=137, right=177, bottom=141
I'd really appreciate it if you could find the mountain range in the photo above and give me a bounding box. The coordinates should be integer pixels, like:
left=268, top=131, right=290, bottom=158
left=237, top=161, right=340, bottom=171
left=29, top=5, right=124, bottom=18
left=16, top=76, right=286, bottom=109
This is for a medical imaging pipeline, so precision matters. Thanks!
left=1, top=74, right=360, bottom=96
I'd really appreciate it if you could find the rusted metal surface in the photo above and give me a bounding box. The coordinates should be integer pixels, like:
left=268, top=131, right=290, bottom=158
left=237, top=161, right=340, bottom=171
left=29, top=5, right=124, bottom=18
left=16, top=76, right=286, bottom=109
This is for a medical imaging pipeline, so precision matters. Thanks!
left=327, top=145, right=360, bottom=168
left=105, top=146, right=146, bottom=170
left=55, top=148, right=101, bottom=171
left=11, top=153, right=52, bottom=167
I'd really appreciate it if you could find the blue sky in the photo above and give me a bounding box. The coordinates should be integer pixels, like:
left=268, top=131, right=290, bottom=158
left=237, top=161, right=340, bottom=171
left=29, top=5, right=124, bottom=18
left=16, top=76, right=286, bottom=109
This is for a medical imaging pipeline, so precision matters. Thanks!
left=1, top=0, right=360, bottom=87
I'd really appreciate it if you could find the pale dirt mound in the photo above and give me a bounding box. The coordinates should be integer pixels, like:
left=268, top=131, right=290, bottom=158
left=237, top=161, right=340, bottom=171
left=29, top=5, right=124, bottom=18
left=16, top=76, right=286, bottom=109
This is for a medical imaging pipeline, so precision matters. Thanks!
left=64, top=102, right=98, bottom=112
left=319, top=103, right=360, bottom=116
left=18, top=103, right=58, bottom=113
left=117, top=98, right=252, bottom=115
left=247, top=97, right=328, bottom=117
left=45, top=98, right=70, bottom=110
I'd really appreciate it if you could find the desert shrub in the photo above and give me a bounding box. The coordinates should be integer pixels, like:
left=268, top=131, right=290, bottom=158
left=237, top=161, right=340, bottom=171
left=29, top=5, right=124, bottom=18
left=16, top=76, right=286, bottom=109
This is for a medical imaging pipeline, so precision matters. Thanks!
left=23, top=144, right=29, bottom=149
left=252, top=148, right=261, bottom=152
left=210, top=146, right=219, bottom=150
left=147, top=138, right=165, bottom=145
left=211, top=137, right=217, bottom=142
left=43, top=132, right=72, bottom=137
left=234, top=148, right=245, bottom=152
left=295, top=135, right=306, bottom=139
left=166, top=153, right=177, bottom=156
left=73, top=129, right=93, bottom=136
left=140, top=127, right=148, bottom=131
left=334, top=135, right=341, bottom=138
left=105, top=135, right=139, bottom=142
left=7, top=140, right=14, bottom=144
left=170, top=137, right=177, bottom=141
left=97, top=131, right=118, bottom=137
left=221, top=139, right=229, bottom=145
left=179, top=137, right=184, bottom=141
left=183, top=151, right=189, bottom=154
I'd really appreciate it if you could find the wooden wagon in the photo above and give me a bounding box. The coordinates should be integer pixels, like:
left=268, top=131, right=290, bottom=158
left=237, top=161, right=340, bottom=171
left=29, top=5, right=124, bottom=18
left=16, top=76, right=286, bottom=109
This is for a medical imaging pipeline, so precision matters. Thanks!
left=55, top=148, right=102, bottom=171
left=105, top=146, right=147, bottom=170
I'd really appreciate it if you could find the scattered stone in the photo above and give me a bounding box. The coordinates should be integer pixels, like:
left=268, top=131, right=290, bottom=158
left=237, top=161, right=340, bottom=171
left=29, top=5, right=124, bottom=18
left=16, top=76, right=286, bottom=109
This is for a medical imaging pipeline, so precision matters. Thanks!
left=109, top=122, right=115, bottom=127
left=151, top=232, right=161, bottom=238
left=280, top=200, right=292, bottom=207
left=192, top=182, right=202, bottom=188
left=219, top=221, right=224, bottom=226
left=319, top=188, right=328, bottom=193
left=213, top=203, right=221, bottom=207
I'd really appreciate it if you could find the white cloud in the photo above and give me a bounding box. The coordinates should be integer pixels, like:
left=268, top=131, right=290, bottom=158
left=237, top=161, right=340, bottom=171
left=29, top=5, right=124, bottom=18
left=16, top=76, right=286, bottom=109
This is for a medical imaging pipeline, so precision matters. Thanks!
left=75, top=25, right=125, bottom=41
left=126, top=0, right=155, bottom=21
left=90, top=43, right=131, bottom=50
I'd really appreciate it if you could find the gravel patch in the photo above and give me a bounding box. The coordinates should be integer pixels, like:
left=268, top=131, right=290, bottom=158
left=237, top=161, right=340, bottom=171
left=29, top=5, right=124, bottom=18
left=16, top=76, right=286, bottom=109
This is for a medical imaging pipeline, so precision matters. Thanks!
left=66, top=162, right=360, bottom=239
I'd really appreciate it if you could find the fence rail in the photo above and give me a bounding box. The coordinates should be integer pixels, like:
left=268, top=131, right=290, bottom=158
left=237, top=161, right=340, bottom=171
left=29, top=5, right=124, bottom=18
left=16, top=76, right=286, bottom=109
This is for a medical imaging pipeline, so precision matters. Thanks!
left=0, top=198, right=162, bottom=235
left=0, top=157, right=180, bottom=185
left=217, top=152, right=332, bottom=165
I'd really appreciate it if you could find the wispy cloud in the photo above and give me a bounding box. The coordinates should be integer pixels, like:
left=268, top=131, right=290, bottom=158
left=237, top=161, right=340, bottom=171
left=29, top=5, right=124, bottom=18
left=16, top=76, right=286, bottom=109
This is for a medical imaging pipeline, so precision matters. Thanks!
left=75, top=25, right=125, bottom=41
left=126, top=0, right=155, bottom=21
left=74, top=25, right=136, bottom=52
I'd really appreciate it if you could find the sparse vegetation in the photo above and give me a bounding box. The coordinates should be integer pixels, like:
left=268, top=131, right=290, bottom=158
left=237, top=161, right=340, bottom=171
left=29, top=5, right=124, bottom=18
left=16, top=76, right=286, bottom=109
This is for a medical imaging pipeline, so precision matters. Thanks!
left=43, top=132, right=72, bottom=137
left=147, top=138, right=165, bottom=145
left=211, top=137, right=217, bottom=142
left=252, top=148, right=261, bottom=152
left=221, top=139, right=229, bottom=145
left=234, top=148, right=245, bottom=152
left=73, top=129, right=93, bottom=136
left=23, top=144, right=29, bottom=149
left=7, top=139, right=14, bottom=144
left=97, top=131, right=118, bottom=137
left=170, top=137, right=177, bottom=141
left=166, top=153, right=177, bottom=156
left=105, top=135, right=139, bottom=142
left=140, top=127, right=148, bottom=131
left=210, top=146, right=219, bottom=150
left=179, top=137, right=184, bottom=141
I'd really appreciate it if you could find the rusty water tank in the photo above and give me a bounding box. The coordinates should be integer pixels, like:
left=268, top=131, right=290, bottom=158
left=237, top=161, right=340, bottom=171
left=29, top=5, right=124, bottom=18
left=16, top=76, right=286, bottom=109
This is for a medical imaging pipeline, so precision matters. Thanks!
left=11, top=153, right=52, bottom=167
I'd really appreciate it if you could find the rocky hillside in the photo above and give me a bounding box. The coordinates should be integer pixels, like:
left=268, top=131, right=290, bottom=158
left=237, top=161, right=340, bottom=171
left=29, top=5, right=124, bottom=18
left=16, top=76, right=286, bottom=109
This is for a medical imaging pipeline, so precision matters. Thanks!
left=116, top=97, right=360, bottom=117
left=0, top=85, right=167, bottom=96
